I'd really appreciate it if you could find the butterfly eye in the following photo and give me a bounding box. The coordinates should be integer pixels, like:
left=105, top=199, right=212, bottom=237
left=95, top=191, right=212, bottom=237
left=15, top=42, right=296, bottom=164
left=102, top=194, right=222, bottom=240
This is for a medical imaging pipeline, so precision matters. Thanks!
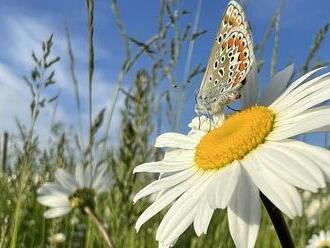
left=214, top=60, right=219, bottom=69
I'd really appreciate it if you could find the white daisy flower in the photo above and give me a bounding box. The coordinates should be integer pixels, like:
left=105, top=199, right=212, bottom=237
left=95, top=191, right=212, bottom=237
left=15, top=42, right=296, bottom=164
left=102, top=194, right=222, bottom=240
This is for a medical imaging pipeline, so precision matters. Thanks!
left=133, top=65, right=330, bottom=248
left=48, top=232, right=66, bottom=245
left=307, top=230, right=330, bottom=248
left=38, top=164, right=111, bottom=218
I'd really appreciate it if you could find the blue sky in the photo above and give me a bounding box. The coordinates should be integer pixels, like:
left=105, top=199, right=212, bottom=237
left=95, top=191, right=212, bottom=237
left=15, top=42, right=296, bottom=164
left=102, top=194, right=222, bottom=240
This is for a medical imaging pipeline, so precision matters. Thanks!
left=0, top=0, right=329, bottom=145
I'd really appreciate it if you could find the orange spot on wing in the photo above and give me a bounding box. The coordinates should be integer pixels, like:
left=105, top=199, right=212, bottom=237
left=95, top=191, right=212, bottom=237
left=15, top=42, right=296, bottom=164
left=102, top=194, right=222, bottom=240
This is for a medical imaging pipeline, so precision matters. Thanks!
left=235, top=39, right=242, bottom=47
left=235, top=74, right=241, bottom=84
left=239, top=63, right=246, bottom=71
left=228, top=38, right=235, bottom=47
left=238, top=44, right=245, bottom=52
left=222, top=41, right=228, bottom=49
left=239, top=53, right=246, bottom=61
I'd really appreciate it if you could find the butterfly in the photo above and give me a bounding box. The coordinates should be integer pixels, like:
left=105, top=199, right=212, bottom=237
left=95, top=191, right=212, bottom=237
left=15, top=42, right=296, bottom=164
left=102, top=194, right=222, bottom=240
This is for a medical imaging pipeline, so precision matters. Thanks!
left=195, top=0, right=255, bottom=116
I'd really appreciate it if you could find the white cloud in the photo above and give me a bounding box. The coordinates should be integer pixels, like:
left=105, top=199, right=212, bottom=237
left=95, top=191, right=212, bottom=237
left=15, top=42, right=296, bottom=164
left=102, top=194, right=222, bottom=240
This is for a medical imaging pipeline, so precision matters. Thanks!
left=0, top=12, right=123, bottom=146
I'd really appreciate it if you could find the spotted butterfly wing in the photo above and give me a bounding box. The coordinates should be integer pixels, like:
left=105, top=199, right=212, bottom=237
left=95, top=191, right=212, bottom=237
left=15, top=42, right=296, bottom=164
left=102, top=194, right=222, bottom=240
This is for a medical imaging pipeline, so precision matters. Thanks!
left=195, top=0, right=254, bottom=116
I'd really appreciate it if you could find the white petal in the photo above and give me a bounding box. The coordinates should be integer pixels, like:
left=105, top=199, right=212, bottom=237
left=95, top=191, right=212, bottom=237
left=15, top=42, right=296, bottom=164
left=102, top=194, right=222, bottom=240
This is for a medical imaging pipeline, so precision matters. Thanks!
left=84, top=164, right=93, bottom=188
left=135, top=171, right=201, bottom=231
left=55, top=169, right=78, bottom=193
left=208, top=161, right=241, bottom=209
left=270, top=67, right=325, bottom=109
left=156, top=172, right=215, bottom=245
left=75, top=164, right=85, bottom=188
left=155, top=133, right=198, bottom=149
left=271, top=73, right=330, bottom=115
left=188, top=115, right=218, bottom=132
left=275, top=105, right=330, bottom=125
left=188, top=129, right=205, bottom=139
left=163, top=149, right=195, bottom=161
left=243, top=153, right=302, bottom=218
left=241, top=60, right=258, bottom=108
left=94, top=176, right=112, bottom=194
left=227, top=166, right=260, bottom=248
left=37, top=182, right=71, bottom=195
left=92, top=164, right=109, bottom=189
left=38, top=195, right=69, bottom=208
left=279, top=139, right=330, bottom=182
left=256, top=144, right=319, bottom=191
left=133, top=168, right=197, bottom=203
left=160, top=206, right=198, bottom=247
left=193, top=195, right=214, bottom=236
left=133, top=157, right=193, bottom=174
left=258, top=64, right=294, bottom=106
left=44, top=207, right=71, bottom=219
left=264, top=141, right=325, bottom=188
left=269, top=106, right=330, bottom=139
left=158, top=242, right=170, bottom=248
left=274, top=72, right=330, bottom=117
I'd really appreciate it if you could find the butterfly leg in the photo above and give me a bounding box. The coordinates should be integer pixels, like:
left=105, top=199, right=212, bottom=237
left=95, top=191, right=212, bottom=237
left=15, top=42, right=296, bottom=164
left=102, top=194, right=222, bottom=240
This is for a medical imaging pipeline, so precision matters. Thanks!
left=206, top=111, right=212, bottom=132
left=227, top=105, right=241, bottom=112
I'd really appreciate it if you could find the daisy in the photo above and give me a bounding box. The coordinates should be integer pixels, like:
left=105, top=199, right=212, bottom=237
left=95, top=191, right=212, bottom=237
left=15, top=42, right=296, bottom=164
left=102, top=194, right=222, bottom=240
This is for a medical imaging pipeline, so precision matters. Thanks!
left=307, top=230, right=330, bottom=248
left=133, top=65, right=330, bottom=248
left=48, top=233, right=66, bottom=245
left=38, top=164, right=111, bottom=218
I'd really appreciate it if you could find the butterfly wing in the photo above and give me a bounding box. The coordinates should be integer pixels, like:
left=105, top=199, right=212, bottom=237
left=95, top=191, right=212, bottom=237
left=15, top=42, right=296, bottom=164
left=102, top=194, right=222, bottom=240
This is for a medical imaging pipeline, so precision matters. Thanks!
left=196, top=0, right=254, bottom=115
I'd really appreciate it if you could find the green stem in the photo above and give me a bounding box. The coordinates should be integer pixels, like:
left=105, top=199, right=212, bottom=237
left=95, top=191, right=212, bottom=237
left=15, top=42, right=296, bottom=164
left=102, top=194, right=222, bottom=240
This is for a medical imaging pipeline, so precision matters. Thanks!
left=85, top=218, right=93, bottom=248
left=85, top=0, right=95, bottom=152
left=10, top=196, right=22, bottom=248
left=84, top=206, right=114, bottom=248
left=260, top=192, right=295, bottom=248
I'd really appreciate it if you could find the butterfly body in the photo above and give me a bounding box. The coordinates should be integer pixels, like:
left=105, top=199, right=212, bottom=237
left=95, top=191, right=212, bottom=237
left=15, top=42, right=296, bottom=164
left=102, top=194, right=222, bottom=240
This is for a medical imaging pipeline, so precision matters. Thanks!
left=195, top=1, right=254, bottom=116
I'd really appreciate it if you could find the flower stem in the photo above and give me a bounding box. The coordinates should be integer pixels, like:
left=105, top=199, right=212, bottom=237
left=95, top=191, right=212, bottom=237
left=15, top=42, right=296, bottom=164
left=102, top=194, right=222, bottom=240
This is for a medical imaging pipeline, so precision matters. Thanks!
left=260, top=192, right=295, bottom=248
left=84, top=206, right=115, bottom=248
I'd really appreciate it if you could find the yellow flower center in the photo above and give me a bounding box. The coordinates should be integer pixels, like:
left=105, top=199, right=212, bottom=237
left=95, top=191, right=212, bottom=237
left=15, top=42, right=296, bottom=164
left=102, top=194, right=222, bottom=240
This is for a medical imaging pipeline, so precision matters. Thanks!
left=318, top=240, right=330, bottom=248
left=195, top=106, right=275, bottom=170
